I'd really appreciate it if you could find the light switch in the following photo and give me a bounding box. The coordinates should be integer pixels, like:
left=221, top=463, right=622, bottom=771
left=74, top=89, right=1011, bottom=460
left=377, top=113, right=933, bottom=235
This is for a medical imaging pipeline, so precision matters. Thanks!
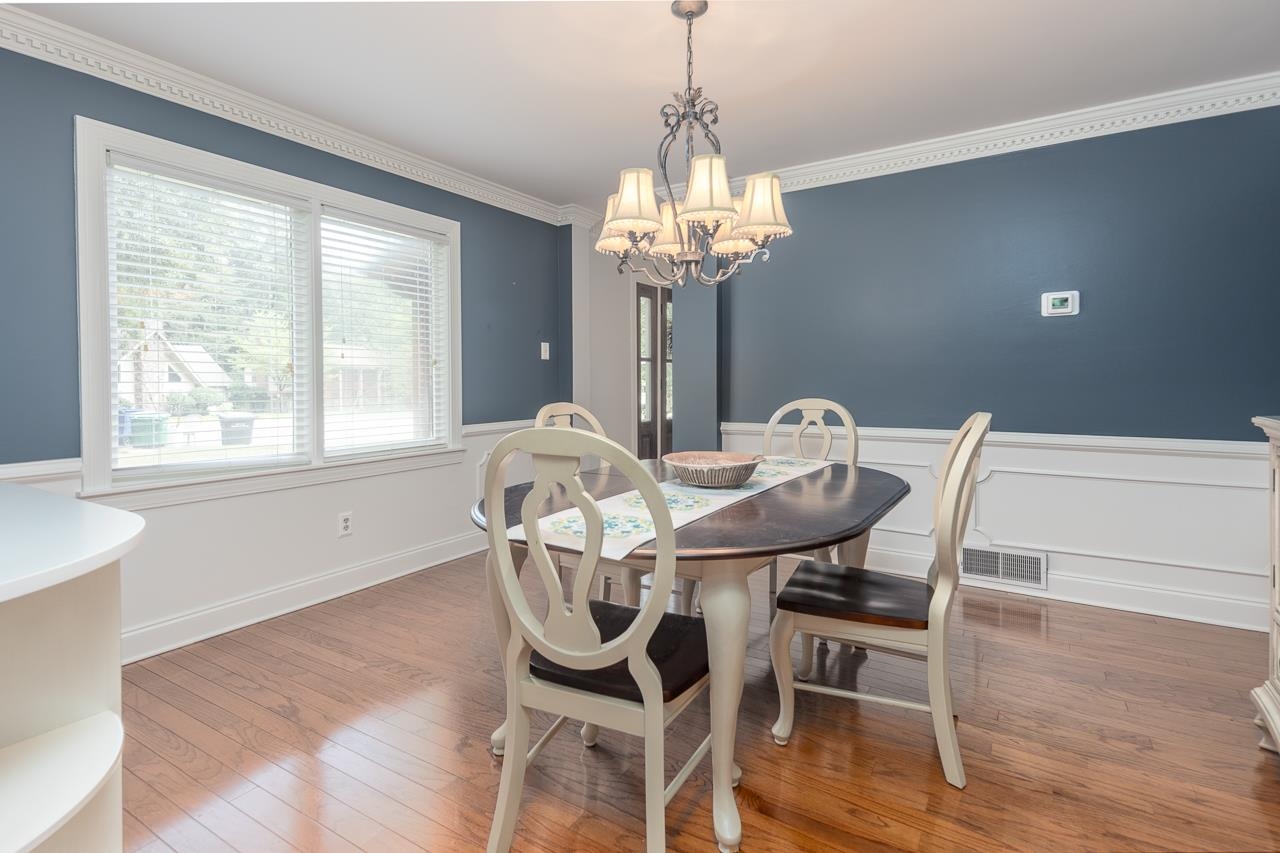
left=540, top=341, right=550, bottom=360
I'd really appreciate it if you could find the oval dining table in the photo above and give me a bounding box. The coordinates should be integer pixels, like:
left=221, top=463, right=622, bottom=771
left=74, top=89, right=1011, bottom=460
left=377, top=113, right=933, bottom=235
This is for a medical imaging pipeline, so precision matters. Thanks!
left=471, top=459, right=910, bottom=852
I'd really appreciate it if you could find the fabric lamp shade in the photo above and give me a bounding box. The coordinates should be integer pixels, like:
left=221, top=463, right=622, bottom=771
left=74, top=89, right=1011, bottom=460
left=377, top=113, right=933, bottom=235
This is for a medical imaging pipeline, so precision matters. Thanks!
left=594, top=194, right=634, bottom=254
left=711, top=197, right=755, bottom=256
left=648, top=202, right=685, bottom=257
left=678, top=154, right=736, bottom=226
left=607, top=168, right=662, bottom=234
left=731, top=172, right=792, bottom=240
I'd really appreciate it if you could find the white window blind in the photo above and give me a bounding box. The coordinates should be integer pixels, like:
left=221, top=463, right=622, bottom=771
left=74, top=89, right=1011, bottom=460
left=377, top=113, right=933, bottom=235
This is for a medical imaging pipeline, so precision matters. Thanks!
left=320, top=212, right=452, bottom=457
left=105, top=159, right=311, bottom=478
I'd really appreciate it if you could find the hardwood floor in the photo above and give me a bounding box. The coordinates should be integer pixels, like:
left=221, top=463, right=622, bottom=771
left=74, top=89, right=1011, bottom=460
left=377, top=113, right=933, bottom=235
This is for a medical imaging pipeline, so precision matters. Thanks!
left=121, top=553, right=1280, bottom=852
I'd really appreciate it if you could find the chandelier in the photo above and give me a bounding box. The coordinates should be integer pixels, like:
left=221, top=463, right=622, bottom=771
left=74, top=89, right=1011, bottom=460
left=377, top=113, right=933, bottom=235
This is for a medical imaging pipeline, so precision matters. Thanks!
left=594, top=0, right=792, bottom=287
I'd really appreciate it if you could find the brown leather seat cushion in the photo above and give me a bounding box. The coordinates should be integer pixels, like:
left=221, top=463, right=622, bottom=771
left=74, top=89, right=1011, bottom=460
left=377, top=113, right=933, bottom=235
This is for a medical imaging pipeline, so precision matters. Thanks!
left=777, top=560, right=933, bottom=629
left=530, top=599, right=709, bottom=703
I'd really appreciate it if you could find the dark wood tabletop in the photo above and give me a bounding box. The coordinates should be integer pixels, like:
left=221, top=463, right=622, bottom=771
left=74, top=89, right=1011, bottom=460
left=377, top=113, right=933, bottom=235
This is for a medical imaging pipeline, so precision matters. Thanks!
left=469, top=460, right=910, bottom=561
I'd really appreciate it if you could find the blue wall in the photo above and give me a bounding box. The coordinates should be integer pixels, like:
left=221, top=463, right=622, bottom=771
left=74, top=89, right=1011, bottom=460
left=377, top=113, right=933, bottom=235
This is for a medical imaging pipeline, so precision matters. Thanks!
left=719, top=107, right=1280, bottom=441
left=0, top=47, right=568, bottom=464
left=672, top=280, right=720, bottom=451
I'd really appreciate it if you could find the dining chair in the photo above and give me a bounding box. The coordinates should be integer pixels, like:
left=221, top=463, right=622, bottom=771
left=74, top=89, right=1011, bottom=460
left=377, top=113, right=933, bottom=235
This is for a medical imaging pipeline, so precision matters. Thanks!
left=483, top=427, right=714, bottom=853
left=535, top=401, right=697, bottom=617
left=768, top=412, right=991, bottom=789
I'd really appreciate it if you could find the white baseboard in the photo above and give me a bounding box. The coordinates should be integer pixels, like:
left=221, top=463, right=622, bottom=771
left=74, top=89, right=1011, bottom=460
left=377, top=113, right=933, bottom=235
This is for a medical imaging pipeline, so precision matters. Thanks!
left=121, top=529, right=486, bottom=663
left=726, top=421, right=1271, bottom=631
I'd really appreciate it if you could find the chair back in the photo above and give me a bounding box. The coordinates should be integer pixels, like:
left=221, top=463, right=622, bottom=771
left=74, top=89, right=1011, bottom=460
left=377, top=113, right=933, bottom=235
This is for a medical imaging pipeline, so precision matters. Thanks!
left=484, top=427, right=677, bottom=675
left=535, top=402, right=606, bottom=436
left=762, top=398, right=858, bottom=466
left=928, top=413, right=992, bottom=618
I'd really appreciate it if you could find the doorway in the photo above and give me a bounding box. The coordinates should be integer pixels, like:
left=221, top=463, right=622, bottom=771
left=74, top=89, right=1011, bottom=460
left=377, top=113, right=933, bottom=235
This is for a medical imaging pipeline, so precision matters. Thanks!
left=636, top=283, right=673, bottom=459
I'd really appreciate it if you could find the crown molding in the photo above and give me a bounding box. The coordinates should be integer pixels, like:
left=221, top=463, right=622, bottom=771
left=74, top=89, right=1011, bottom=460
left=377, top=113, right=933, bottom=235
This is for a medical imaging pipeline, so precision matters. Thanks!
left=0, top=5, right=580, bottom=225
left=662, top=69, right=1280, bottom=201
left=555, top=204, right=602, bottom=229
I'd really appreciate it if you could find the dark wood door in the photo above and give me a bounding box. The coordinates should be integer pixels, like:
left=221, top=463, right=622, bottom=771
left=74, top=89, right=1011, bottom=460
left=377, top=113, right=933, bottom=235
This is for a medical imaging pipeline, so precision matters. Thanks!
left=636, top=284, right=673, bottom=460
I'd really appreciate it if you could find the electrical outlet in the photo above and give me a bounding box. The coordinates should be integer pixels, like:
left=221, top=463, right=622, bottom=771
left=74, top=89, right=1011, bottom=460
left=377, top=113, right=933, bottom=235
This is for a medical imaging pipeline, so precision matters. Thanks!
left=540, top=341, right=550, bottom=360
left=337, top=511, right=353, bottom=538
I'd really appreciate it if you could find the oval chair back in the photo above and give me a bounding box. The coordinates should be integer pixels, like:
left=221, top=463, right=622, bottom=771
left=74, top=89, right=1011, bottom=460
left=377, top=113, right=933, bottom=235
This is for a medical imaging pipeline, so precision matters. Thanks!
left=535, top=402, right=606, bottom=436
left=484, top=427, right=677, bottom=675
left=928, top=413, right=992, bottom=621
left=762, top=398, right=858, bottom=466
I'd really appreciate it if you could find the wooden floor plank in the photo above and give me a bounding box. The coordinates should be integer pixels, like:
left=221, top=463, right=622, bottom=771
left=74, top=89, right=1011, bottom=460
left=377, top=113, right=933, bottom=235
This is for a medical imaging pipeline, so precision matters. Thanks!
left=120, top=551, right=1280, bottom=851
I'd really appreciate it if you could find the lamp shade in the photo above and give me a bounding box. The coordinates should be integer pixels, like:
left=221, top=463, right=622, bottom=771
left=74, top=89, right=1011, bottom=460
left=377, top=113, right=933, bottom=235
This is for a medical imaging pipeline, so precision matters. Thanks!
left=731, top=172, right=792, bottom=240
left=711, top=197, right=755, bottom=256
left=678, top=154, right=736, bottom=226
left=648, top=202, right=685, bottom=257
left=594, top=194, right=634, bottom=254
left=607, top=168, right=662, bottom=234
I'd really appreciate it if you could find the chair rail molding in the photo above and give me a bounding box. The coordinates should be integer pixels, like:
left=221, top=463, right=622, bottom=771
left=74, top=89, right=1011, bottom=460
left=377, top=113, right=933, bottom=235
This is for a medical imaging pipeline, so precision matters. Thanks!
left=0, top=5, right=598, bottom=226
left=722, top=422, right=1272, bottom=631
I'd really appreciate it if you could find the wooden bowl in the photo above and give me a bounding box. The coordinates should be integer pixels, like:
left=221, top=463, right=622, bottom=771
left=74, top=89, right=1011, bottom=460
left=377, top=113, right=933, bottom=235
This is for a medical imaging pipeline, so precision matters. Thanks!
left=662, top=451, right=764, bottom=489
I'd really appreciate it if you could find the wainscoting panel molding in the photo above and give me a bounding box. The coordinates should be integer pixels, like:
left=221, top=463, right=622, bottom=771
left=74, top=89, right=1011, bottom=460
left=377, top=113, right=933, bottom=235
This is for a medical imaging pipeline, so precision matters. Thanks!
left=3, top=421, right=529, bottom=661
left=725, top=422, right=1271, bottom=630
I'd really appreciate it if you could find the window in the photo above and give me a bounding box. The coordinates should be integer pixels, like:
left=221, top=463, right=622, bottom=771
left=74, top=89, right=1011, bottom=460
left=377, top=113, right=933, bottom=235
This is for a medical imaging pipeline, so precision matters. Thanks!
left=76, top=119, right=461, bottom=494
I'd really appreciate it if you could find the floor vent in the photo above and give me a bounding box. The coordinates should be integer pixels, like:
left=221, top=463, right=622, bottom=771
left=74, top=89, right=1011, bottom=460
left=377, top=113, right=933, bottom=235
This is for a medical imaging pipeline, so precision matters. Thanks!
left=961, top=546, right=1048, bottom=589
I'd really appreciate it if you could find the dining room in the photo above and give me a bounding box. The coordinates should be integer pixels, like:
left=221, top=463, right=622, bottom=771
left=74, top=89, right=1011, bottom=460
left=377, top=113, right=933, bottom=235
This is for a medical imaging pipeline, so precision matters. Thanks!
left=1, top=1, right=1280, bottom=851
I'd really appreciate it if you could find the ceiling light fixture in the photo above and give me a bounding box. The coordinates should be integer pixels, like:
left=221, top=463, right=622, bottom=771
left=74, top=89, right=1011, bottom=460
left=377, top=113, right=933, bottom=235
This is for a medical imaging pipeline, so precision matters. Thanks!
left=595, top=0, right=791, bottom=287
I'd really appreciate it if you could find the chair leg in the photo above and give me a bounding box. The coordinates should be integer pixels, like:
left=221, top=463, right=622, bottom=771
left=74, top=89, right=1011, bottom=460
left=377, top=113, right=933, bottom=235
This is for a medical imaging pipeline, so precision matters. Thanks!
left=642, top=710, right=666, bottom=853
left=927, top=635, right=965, bottom=789
left=796, top=633, right=815, bottom=681
left=770, top=610, right=797, bottom=746
left=623, top=567, right=643, bottom=607
left=487, top=705, right=531, bottom=852
left=580, top=722, right=599, bottom=748
left=679, top=578, right=697, bottom=616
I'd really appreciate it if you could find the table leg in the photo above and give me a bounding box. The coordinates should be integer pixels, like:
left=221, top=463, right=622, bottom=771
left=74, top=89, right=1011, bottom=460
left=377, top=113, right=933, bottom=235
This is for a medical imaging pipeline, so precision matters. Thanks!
left=698, top=561, right=750, bottom=853
left=487, top=544, right=526, bottom=756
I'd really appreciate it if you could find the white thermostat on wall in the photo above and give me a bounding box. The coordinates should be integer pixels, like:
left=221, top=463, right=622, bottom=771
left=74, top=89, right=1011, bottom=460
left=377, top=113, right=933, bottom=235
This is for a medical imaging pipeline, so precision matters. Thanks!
left=1041, top=290, right=1079, bottom=317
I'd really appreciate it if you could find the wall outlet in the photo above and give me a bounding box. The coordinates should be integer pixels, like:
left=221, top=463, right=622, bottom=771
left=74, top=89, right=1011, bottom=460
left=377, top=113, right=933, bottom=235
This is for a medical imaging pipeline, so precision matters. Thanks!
left=337, top=511, right=353, bottom=538
left=540, top=341, right=550, bottom=360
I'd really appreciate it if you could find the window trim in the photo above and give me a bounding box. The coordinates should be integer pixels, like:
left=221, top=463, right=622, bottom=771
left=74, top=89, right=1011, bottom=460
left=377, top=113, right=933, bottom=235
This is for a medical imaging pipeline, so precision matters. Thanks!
left=74, top=117, right=463, bottom=496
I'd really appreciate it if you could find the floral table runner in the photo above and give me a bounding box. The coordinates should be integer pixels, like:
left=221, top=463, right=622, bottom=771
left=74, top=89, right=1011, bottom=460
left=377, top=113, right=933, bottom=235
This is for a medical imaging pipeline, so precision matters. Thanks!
left=507, top=456, right=834, bottom=561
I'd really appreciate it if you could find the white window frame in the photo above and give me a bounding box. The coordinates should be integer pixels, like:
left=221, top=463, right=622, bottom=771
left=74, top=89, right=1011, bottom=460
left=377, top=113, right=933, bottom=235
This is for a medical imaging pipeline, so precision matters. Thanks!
left=75, top=117, right=463, bottom=500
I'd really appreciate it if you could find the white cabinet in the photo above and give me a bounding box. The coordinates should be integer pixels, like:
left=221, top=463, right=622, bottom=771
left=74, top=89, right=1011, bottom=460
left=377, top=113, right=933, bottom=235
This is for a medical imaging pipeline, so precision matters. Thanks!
left=0, top=484, right=144, bottom=852
left=1253, top=416, right=1280, bottom=753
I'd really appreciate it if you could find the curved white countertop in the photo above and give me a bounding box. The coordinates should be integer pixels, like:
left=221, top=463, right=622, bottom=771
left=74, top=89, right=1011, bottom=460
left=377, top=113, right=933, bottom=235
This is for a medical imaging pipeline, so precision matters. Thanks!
left=0, top=483, right=144, bottom=604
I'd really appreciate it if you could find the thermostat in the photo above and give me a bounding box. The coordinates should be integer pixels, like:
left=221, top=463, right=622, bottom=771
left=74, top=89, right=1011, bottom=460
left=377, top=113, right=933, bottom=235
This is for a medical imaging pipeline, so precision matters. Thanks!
left=1041, top=290, right=1079, bottom=317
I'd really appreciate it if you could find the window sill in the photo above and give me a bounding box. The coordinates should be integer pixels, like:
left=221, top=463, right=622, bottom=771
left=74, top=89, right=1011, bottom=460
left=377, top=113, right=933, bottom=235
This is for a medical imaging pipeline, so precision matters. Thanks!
left=81, top=445, right=466, bottom=511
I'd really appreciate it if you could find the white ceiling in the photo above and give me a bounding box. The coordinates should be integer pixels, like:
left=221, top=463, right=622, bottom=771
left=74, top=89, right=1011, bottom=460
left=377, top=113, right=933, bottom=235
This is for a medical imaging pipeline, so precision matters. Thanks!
left=26, top=0, right=1280, bottom=210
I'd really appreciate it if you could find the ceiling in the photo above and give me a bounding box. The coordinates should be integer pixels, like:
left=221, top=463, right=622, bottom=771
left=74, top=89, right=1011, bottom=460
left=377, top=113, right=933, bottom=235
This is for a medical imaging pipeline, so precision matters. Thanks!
left=26, top=1, right=1280, bottom=210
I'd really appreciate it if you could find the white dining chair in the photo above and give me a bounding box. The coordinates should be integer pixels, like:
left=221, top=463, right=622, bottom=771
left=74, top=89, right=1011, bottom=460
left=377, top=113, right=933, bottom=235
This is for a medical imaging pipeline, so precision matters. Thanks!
left=483, top=427, right=713, bottom=853
left=680, top=398, right=865, bottom=630
left=535, top=400, right=606, bottom=434
left=768, top=412, right=991, bottom=789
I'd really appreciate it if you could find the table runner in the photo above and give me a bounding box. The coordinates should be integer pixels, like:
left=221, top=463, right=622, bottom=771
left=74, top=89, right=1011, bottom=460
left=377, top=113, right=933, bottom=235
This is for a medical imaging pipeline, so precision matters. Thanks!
left=507, top=456, right=834, bottom=560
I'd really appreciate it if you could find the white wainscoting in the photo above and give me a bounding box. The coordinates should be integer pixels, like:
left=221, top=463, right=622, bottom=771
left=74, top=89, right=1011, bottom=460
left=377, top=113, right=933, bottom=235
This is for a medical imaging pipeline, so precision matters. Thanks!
left=1, top=420, right=532, bottom=662
left=724, top=422, right=1271, bottom=631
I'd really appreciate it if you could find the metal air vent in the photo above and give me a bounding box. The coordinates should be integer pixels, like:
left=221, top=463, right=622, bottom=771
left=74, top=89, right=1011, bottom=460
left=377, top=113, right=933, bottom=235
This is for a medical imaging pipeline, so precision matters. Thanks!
left=961, top=546, right=1048, bottom=589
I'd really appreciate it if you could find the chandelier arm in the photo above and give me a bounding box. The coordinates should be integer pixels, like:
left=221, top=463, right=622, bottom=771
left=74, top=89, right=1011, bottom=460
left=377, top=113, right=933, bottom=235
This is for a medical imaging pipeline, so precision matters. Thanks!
left=695, top=247, right=770, bottom=286
left=693, top=100, right=722, bottom=154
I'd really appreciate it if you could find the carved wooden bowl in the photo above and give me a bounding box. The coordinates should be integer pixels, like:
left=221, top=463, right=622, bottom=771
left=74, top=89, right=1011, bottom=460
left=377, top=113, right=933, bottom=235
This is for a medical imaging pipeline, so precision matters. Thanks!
left=662, top=451, right=764, bottom=489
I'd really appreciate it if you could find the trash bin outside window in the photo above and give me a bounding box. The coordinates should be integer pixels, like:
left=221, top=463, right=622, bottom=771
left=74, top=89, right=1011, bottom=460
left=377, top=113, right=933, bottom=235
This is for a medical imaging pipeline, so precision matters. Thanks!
left=128, top=412, right=171, bottom=448
left=117, top=406, right=145, bottom=446
left=217, top=412, right=257, bottom=446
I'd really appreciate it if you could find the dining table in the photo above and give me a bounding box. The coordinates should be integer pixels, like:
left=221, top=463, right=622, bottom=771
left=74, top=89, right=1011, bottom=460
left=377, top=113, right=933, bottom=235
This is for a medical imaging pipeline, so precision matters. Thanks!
left=470, top=458, right=911, bottom=852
